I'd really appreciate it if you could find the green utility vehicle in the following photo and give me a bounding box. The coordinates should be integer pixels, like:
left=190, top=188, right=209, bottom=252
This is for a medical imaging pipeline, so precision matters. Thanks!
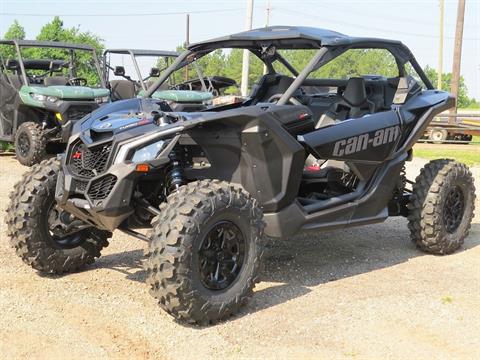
left=104, top=49, right=236, bottom=111
left=0, top=40, right=109, bottom=166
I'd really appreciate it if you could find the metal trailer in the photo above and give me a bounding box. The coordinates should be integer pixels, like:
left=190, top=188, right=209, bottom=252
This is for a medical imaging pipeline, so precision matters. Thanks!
left=424, top=113, right=480, bottom=143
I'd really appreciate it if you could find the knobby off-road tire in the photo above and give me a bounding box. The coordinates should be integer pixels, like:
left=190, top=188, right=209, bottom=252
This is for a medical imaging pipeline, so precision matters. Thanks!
left=146, top=180, right=265, bottom=325
left=14, top=122, right=47, bottom=166
left=407, top=159, right=475, bottom=255
left=6, top=158, right=111, bottom=274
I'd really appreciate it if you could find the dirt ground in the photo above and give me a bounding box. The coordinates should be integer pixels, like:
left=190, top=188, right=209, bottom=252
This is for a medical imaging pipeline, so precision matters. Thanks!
left=0, top=154, right=479, bottom=359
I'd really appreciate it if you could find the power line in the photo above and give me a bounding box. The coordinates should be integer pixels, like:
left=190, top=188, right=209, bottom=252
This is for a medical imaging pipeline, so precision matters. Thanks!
left=312, top=2, right=479, bottom=29
left=0, top=8, right=244, bottom=17
left=275, top=7, right=479, bottom=41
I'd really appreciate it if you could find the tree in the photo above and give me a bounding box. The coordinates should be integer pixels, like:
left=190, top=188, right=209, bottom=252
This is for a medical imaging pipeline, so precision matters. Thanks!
left=423, top=65, right=472, bottom=108
left=0, top=20, right=26, bottom=59
left=33, top=17, right=104, bottom=85
left=1, top=17, right=104, bottom=86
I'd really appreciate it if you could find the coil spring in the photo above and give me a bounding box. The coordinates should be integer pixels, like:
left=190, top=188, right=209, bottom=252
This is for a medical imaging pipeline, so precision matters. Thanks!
left=399, top=165, right=407, bottom=191
left=166, top=148, right=186, bottom=194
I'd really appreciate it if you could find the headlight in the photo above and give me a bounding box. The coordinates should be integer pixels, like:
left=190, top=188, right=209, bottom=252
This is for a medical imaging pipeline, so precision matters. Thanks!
left=95, top=96, right=110, bottom=104
left=30, top=93, right=46, bottom=101
left=30, top=93, right=59, bottom=103
left=131, top=140, right=168, bottom=163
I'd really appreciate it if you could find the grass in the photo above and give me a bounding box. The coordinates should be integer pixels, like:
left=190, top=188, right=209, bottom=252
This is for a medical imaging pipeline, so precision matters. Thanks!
left=0, top=141, right=14, bottom=152
left=414, top=146, right=480, bottom=167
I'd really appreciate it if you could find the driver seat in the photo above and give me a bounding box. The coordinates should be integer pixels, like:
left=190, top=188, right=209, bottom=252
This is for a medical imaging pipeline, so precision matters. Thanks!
left=316, top=77, right=375, bottom=128
left=249, top=74, right=294, bottom=104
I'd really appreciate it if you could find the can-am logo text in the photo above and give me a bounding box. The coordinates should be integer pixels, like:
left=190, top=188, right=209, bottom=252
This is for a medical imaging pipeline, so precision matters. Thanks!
left=332, top=125, right=400, bottom=157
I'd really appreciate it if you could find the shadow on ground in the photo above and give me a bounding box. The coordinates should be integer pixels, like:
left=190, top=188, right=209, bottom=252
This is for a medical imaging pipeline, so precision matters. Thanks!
left=91, top=219, right=480, bottom=321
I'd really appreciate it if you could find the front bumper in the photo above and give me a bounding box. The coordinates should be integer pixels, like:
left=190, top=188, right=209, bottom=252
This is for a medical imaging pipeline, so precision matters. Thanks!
left=55, top=160, right=141, bottom=231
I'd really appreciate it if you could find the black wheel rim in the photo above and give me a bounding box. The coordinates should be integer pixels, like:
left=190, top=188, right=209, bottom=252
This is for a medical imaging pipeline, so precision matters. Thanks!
left=443, top=185, right=465, bottom=233
left=46, top=204, right=87, bottom=249
left=198, top=221, right=246, bottom=291
left=17, top=132, right=30, bottom=158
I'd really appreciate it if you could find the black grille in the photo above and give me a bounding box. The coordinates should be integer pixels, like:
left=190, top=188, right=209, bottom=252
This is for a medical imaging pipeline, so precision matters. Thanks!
left=66, top=106, right=94, bottom=120
left=72, top=179, right=88, bottom=192
left=70, top=141, right=112, bottom=179
left=88, top=175, right=117, bottom=200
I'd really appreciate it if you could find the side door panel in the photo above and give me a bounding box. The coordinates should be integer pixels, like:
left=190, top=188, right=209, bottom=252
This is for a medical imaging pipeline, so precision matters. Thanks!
left=300, top=110, right=401, bottom=163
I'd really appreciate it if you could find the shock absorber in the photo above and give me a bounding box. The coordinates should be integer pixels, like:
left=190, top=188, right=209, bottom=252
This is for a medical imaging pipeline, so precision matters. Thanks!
left=165, top=147, right=186, bottom=194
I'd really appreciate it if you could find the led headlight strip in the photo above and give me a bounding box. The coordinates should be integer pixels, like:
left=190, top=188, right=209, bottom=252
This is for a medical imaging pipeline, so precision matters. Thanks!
left=114, top=125, right=184, bottom=164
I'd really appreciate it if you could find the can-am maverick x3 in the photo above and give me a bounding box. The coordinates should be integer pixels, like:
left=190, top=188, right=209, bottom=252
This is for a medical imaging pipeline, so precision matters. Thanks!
left=7, top=26, right=475, bottom=325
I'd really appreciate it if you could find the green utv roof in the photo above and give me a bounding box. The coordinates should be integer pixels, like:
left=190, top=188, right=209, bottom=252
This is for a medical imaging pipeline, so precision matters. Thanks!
left=139, top=89, right=213, bottom=103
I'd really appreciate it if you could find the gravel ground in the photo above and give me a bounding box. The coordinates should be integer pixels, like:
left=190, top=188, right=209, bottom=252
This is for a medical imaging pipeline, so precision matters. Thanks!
left=0, top=155, right=479, bottom=359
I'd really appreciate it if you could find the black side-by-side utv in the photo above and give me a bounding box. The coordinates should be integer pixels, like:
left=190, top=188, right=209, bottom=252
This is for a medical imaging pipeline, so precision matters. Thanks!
left=6, top=26, right=476, bottom=325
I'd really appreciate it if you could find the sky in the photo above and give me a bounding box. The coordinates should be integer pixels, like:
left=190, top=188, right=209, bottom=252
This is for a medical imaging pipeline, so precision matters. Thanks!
left=1, top=0, right=479, bottom=98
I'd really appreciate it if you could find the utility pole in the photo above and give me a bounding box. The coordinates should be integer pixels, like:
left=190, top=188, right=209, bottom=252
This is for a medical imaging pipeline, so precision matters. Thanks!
left=241, top=0, right=254, bottom=96
left=184, top=13, right=190, bottom=81
left=450, top=0, right=466, bottom=121
left=437, top=0, right=444, bottom=90
left=263, top=0, right=271, bottom=74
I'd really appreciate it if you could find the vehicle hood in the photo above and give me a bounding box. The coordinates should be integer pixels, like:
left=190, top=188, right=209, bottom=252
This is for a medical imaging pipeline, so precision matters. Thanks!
left=77, top=98, right=206, bottom=139
left=21, top=85, right=110, bottom=99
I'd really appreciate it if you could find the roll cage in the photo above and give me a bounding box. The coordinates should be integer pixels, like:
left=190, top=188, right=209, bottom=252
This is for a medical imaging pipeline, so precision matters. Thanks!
left=144, top=26, right=433, bottom=103
left=0, top=39, right=105, bottom=88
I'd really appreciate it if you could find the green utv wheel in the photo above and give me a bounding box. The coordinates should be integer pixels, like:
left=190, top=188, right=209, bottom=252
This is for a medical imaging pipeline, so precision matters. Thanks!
left=146, top=180, right=265, bottom=325
left=6, top=158, right=111, bottom=274
left=14, top=122, right=47, bottom=166
left=407, top=159, right=476, bottom=255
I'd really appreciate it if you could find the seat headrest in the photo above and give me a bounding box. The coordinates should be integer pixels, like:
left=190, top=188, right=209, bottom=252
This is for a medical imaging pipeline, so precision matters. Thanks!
left=342, top=77, right=367, bottom=106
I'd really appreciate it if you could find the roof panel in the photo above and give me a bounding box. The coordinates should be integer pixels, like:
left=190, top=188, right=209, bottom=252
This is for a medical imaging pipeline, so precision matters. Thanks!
left=188, top=25, right=404, bottom=50
left=0, top=39, right=96, bottom=51
left=104, top=49, right=179, bottom=57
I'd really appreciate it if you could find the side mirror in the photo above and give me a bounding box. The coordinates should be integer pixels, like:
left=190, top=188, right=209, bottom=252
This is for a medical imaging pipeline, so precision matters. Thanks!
left=114, top=66, right=125, bottom=76
left=149, top=67, right=160, bottom=77
left=6, top=59, right=19, bottom=71
left=49, top=61, right=63, bottom=72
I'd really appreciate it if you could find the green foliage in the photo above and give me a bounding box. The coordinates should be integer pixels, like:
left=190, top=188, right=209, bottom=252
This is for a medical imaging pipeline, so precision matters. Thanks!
left=1, top=17, right=104, bottom=86
left=0, top=20, right=26, bottom=60
left=423, top=65, right=474, bottom=108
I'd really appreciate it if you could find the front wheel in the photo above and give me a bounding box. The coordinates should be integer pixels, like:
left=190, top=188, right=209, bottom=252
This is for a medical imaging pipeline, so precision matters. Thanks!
left=6, top=158, right=111, bottom=273
left=407, top=159, right=476, bottom=254
left=146, top=180, right=265, bottom=325
left=14, top=122, right=47, bottom=166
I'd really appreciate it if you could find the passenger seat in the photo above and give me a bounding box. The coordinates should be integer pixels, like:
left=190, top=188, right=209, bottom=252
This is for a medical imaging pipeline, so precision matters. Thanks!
left=316, top=77, right=375, bottom=128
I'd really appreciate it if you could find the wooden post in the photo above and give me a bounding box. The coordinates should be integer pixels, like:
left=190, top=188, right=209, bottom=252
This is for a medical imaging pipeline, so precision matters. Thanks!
left=450, top=0, right=466, bottom=124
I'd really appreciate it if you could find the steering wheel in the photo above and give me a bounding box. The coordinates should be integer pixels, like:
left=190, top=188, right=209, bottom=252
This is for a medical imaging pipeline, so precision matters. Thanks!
left=267, top=94, right=302, bottom=105
left=68, top=77, right=88, bottom=86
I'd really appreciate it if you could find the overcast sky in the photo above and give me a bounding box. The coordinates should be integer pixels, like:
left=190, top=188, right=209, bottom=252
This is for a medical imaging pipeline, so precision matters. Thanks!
left=1, top=0, right=479, bottom=98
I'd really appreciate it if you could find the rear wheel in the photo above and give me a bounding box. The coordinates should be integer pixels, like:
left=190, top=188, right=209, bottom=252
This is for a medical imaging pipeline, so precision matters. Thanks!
left=14, top=122, right=47, bottom=166
left=6, top=158, right=111, bottom=273
left=407, top=159, right=475, bottom=254
left=146, top=180, right=264, bottom=325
